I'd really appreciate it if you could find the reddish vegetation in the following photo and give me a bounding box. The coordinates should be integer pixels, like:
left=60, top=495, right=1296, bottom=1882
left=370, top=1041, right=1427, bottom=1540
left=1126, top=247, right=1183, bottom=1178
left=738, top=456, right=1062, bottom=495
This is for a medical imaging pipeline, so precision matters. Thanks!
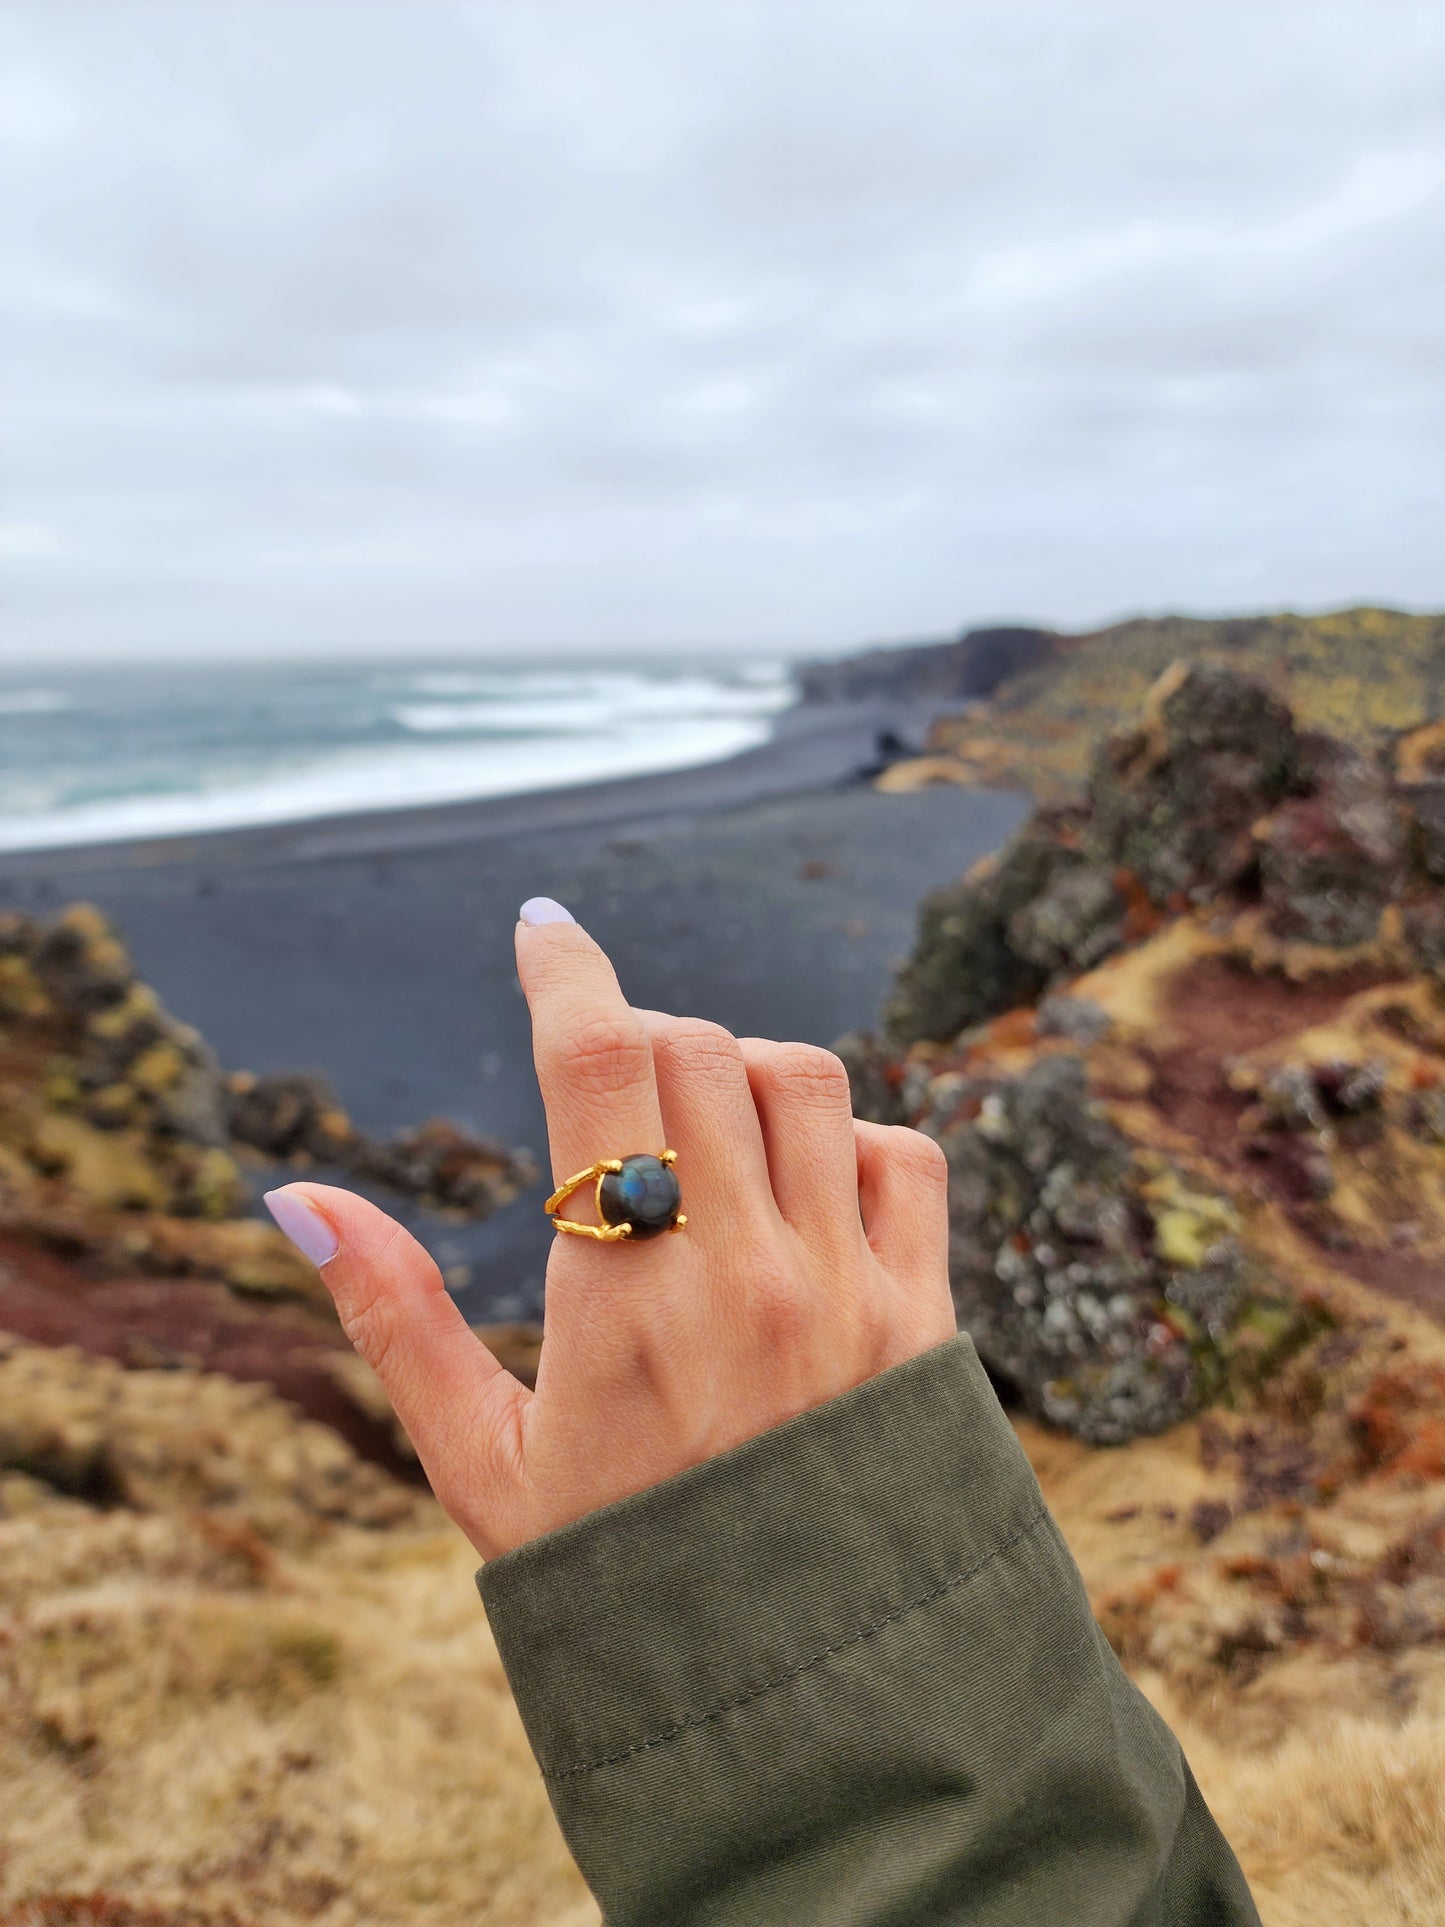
left=1351, top=1363, right=1445, bottom=1480
left=1334, top=1249, right=1445, bottom=1324
left=0, top=1236, right=420, bottom=1482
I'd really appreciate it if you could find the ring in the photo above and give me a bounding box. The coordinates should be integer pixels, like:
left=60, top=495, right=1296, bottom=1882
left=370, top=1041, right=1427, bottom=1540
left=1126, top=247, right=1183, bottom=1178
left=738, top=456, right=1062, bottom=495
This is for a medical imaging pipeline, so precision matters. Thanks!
left=545, top=1149, right=686, bottom=1242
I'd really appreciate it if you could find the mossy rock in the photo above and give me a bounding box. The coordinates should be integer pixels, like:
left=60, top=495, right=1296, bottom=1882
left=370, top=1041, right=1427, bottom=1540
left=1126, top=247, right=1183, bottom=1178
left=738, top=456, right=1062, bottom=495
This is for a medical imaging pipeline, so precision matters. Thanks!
left=26, top=1114, right=169, bottom=1212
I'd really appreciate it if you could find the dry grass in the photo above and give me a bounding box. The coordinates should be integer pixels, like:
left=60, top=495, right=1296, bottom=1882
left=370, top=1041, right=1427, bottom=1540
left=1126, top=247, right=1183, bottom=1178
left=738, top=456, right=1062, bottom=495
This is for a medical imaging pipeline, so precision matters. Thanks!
left=0, top=1501, right=598, bottom=1927
left=0, top=1343, right=595, bottom=1927
left=1022, top=1367, right=1445, bottom=1927
left=1174, top=1694, right=1445, bottom=1926
left=6, top=1332, right=1445, bottom=1924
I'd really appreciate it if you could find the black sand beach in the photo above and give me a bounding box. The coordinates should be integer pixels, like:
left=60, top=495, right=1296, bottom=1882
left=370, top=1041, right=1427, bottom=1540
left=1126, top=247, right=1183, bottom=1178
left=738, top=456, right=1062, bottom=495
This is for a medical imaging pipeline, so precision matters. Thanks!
left=0, top=703, right=1025, bottom=1318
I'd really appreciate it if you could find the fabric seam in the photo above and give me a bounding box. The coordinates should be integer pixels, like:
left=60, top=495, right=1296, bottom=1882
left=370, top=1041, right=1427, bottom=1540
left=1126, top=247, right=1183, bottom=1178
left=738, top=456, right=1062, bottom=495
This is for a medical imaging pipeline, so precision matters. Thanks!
left=543, top=1499, right=1050, bottom=1781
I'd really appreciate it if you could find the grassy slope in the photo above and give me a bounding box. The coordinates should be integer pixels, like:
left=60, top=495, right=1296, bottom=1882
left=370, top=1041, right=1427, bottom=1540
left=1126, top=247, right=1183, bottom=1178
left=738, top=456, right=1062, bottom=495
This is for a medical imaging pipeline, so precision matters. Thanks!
left=0, top=1341, right=595, bottom=1927
left=920, top=607, right=1445, bottom=796
left=6, top=1329, right=1444, bottom=1926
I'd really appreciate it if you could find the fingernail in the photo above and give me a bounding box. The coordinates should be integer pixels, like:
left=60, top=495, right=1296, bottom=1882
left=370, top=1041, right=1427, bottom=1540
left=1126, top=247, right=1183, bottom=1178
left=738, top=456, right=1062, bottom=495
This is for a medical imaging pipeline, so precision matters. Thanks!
left=264, top=1188, right=340, bottom=1266
left=519, top=897, right=575, bottom=926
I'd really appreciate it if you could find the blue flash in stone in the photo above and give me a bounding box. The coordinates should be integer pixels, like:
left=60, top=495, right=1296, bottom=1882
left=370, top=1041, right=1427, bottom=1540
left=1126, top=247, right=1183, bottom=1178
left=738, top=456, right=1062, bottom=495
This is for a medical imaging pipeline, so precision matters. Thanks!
left=598, top=1153, right=683, bottom=1239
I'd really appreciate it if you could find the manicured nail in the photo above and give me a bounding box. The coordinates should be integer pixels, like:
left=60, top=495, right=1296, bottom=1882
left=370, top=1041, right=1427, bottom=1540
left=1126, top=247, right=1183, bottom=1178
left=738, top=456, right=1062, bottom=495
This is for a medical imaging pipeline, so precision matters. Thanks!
left=519, top=897, right=575, bottom=926
left=264, top=1188, right=340, bottom=1266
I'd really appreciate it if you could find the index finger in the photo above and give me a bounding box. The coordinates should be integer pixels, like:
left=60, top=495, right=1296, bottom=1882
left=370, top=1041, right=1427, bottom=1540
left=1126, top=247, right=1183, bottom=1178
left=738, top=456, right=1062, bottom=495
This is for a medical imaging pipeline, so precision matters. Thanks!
left=514, top=900, right=667, bottom=1190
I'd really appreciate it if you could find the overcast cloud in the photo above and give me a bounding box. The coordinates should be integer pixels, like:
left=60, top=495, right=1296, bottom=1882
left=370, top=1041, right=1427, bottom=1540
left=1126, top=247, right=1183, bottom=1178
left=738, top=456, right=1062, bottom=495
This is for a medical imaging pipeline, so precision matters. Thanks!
left=2, top=0, right=1443, bottom=660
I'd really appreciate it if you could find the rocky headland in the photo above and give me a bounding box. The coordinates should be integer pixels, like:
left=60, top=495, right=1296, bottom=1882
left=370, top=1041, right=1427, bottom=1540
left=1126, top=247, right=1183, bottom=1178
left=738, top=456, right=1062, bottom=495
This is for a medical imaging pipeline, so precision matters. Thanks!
left=810, top=605, right=1445, bottom=798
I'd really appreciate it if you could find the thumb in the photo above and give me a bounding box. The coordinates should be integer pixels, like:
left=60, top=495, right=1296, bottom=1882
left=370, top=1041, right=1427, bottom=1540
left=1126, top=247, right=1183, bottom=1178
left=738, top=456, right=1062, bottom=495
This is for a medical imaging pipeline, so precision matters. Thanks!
left=264, top=1183, right=528, bottom=1534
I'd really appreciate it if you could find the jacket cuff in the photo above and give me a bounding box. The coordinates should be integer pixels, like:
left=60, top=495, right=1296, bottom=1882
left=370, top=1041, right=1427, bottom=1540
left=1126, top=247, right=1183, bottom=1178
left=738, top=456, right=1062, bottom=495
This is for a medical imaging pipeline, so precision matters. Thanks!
left=477, top=1334, right=1045, bottom=1783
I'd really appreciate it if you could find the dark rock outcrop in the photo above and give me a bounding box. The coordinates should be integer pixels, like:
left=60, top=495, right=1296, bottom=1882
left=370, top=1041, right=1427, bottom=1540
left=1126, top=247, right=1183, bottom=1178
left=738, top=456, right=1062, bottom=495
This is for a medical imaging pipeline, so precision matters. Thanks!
left=1257, top=736, right=1405, bottom=948
left=798, top=625, right=1057, bottom=705
left=227, top=1072, right=531, bottom=1216
left=883, top=662, right=1436, bottom=1052
left=1088, top=661, right=1298, bottom=900
left=883, top=809, right=1086, bottom=1044
left=0, top=905, right=536, bottom=1222
left=847, top=660, right=1445, bottom=1444
left=936, top=1055, right=1243, bottom=1444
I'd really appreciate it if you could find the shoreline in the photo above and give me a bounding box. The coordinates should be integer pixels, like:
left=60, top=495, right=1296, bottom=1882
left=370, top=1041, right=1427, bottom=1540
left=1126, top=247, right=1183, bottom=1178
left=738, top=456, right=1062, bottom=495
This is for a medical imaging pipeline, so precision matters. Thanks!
left=0, top=702, right=1026, bottom=1317
left=0, top=696, right=945, bottom=876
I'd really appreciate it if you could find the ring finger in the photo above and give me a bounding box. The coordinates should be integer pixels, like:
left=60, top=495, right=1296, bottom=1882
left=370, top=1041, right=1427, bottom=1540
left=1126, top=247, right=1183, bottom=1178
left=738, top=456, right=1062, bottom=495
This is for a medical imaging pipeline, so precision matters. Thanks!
left=735, top=1036, right=867, bottom=1260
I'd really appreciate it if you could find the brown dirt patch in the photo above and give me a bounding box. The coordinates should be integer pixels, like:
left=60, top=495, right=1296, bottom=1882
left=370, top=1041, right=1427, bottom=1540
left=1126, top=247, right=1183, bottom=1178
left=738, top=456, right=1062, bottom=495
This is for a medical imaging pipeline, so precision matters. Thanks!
left=1328, top=1246, right=1445, bottom=1324
left=1162, top=956, right=1397, bottom=1056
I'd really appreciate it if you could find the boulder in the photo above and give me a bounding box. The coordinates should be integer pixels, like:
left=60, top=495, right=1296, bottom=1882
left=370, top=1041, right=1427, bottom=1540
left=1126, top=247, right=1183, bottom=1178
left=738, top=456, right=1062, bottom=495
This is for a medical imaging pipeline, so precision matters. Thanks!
left=882, top=810, right=1085, bottom=1044
left=1405, top=785, right=1445, bottom=884
left=1008, top=865, right=1127, bottom=975
left=932, top=1054, right=1245, bottom=1444
left=1089, top=661, right=1298, bottom=900
left=1257, top=736, right=1404, bottom=947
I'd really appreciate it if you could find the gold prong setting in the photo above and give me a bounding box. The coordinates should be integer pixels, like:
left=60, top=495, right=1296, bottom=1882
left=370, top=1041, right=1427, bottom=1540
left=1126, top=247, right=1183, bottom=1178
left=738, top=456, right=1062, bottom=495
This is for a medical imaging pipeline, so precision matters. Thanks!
left=546, top=1150, right=685, bottom=1241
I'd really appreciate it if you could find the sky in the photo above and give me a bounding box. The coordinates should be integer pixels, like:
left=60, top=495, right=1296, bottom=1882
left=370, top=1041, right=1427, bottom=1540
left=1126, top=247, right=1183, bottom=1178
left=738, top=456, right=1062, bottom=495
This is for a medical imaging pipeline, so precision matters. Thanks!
left=2, top=0, right=1443, bottom=662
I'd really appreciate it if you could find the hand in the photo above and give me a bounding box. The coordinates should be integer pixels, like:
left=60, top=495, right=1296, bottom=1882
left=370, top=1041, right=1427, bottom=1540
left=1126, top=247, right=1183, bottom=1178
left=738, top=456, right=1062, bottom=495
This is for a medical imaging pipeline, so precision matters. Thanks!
left=265, top=903, right=956, bottom=1559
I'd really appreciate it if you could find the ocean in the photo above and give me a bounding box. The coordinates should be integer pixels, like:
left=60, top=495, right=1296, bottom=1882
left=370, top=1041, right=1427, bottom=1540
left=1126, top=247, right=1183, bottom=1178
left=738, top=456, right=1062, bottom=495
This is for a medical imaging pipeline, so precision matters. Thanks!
left=0, top=654, right=796, bottom=852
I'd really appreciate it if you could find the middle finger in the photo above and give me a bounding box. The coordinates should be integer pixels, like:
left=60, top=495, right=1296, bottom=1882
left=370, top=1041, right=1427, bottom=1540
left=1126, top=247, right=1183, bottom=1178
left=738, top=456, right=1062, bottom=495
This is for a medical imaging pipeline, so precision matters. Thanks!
left=635, top=1010, right=779, bottom=1254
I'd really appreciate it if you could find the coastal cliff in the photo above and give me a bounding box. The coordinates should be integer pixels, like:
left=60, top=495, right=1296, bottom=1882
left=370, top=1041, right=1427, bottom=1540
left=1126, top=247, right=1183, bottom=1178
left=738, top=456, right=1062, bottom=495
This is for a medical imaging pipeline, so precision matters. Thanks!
left=798, top=623, right=1056, bottom=705
left=817, top=605, right=1445, bottom=797
left=843, top=660, right=1445, bottom=1438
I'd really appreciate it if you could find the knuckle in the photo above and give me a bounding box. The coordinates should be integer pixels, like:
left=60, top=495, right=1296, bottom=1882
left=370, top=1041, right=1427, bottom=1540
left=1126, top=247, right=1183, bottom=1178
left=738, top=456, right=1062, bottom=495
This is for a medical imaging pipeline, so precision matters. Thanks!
left=662, top=1018, right=744, bottom=1081
left=749, top=1277, right=812, bottom=1355
left=335, top=1220, right=436, bottom=1382
left=554, top=1009, right=653, bottom=1098
left=889, top=1126, right=949, bottom=1183
left=339, top=1287, right=399, bottom=1378
left=767, top=1043, right=852, bottom=1109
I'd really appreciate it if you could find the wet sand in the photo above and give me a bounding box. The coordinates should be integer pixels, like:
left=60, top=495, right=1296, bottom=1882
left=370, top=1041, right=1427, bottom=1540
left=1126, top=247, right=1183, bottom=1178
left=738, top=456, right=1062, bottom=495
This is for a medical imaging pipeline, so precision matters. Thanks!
left=0, top=704, right=1025, bottom=1318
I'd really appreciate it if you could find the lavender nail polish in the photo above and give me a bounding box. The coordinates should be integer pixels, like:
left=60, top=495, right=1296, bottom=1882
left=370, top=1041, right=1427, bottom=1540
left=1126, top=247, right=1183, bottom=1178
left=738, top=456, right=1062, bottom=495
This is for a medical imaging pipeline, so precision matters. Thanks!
left=264, top=1189, right=340, bottom=1266
left=519, top=897, right=575, bottom=926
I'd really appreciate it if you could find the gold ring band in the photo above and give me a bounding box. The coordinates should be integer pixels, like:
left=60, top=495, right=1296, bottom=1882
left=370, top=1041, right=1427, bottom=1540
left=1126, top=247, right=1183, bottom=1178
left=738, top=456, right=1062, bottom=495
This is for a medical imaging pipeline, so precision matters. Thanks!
left=545, top=1149, right=686, bottom=1242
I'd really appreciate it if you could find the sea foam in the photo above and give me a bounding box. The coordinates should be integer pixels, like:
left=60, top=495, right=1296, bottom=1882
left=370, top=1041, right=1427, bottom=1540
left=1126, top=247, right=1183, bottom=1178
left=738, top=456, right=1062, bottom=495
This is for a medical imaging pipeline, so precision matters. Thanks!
left=0, top=656, right=794, bottom=851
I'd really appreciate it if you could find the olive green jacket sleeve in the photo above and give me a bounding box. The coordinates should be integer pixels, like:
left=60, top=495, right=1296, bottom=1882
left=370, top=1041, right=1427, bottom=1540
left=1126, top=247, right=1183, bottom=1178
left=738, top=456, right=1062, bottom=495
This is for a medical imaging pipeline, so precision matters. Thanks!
left=478, top=1335, right=1259, bottom=1927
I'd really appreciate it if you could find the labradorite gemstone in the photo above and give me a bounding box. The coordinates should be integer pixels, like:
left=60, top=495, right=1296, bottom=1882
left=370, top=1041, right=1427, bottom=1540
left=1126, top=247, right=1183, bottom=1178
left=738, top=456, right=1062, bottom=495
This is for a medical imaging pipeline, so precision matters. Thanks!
left=598, top=1153, right=682, bottom=1239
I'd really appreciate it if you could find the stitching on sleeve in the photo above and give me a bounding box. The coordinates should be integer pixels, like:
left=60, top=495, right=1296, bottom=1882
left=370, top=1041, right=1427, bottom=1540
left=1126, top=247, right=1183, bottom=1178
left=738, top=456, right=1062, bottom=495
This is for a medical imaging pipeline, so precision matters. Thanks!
left=543, top=1500, right=1049, bottom=1781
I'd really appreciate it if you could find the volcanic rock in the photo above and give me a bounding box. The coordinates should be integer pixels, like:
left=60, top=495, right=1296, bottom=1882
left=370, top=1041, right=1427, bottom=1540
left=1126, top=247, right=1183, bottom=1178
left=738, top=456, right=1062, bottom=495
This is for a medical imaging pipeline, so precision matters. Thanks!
left=937, top=1054, right=1244, bottom=1443
left=1257, top=736, right=1404, bottom=948
left=1087, top=661, right=1297, bottom=901
left=882, top=809, right=1086, bottom=1044
left=848, top=659, right=1445, bottom=1442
